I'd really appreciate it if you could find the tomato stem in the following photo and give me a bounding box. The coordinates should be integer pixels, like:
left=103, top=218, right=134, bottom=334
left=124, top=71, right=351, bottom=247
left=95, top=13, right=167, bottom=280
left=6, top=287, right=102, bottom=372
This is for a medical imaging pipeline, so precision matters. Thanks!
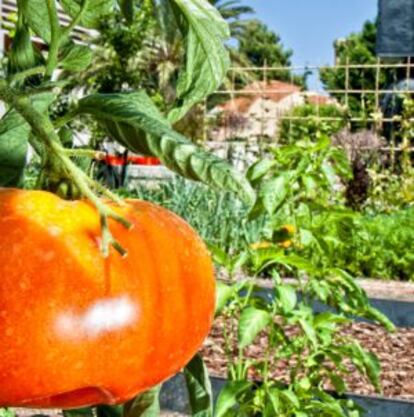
left=45, top=0, right=61, bottom=80
left=0, top=80, right=131, bottom=257
left=64, top=148, right=106, bottom=160
left=100, top=214, right=128, bottom=258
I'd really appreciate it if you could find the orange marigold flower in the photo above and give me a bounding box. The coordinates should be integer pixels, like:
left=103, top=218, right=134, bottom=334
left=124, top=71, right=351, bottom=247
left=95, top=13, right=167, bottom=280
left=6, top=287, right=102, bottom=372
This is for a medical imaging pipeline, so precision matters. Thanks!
left=281, top=224, right=296, bottom=234
left=278, top=240, right=293, bottom=248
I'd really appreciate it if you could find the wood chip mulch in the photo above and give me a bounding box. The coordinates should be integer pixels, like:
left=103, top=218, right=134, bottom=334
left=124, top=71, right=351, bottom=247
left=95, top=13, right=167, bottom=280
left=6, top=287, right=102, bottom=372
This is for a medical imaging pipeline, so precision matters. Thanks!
left=201, top=319, right=414, bottom=400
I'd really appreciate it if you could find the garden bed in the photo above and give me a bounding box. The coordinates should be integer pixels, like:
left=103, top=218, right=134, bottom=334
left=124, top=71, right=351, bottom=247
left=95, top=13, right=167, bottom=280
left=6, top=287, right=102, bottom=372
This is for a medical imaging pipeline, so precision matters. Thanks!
left=201, top=319, right=414, bottom=400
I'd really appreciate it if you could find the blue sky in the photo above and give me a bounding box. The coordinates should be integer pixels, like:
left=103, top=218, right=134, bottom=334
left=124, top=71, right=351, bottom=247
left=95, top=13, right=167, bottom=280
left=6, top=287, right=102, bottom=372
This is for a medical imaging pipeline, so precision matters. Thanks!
left=243, top=0, right=378, bottom=89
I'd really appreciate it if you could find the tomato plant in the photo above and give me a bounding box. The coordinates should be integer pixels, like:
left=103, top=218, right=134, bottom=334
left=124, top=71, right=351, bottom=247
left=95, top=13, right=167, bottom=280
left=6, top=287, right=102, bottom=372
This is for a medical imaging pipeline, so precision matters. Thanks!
left=0, top=0, right=253, bottom=414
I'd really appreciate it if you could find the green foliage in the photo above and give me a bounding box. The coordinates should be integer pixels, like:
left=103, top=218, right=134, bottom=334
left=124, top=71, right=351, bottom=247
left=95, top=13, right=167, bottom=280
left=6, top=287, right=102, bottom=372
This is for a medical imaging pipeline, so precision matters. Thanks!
left=184, top=354, right=213, bottom=417
left=320, top=20, right=405, bottom=123
left=60, top=0, right=114, bottom=29
left=0, top=93, right=55, bottom=187
left=0, top=409, right=15, bottom=417
left=208, top=0, right=254, bottom=39
left=339, top=208, right=414, bottom=280
left=249, top=134, right=352, bottom=219
left=237, top=19, right=303, bottom=85
left=117, top=177, right=261, bottom=253
left=278, top=103, right=347, bottom=144
left=79, top=92, right=254, bottom=203
left=0, top=0, right=256, bottom=207
left=60, top=43, right=93, bottom=72
left=168, top=0, right=231, bottom=123
left=25, top=0, right=52, bottom=42
left=215, top=275, right=382, bottom=417
left=124, top=386, right=161, bottom=417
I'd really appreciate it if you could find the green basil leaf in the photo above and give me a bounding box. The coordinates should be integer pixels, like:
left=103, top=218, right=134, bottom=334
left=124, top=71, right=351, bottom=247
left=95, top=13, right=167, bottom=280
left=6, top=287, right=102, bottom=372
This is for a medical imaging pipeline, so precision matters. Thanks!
left=60, top=0, right=115, bottom=29
left=238, top=306, right=271, bottom=348
left=78, top=92, right=255, bottom=204
left=184, top=354, right=213, bottom=417
left=167, top=0, right=230, bottom=123
left=123, top=386, right=161, bottom=417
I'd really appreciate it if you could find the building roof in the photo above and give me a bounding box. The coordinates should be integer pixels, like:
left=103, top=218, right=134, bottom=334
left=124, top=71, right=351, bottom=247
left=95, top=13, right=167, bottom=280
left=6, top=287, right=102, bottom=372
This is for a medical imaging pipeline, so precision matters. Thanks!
left=215, top=80, right=333, bottom=115
left=217, top=80, right=302, bottom=114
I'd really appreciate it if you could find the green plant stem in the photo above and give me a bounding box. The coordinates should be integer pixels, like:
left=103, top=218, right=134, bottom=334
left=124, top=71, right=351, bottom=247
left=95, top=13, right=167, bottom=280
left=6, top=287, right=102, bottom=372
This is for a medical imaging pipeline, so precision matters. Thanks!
left=64, top=148, right=105, bottom=159
left=0, top=80, right=132, bottom=256
left=61, top=0, right=89, bottom=39
left=45, top=0, right=61, bottom=80
left=8, top=66, right=46, bottom=84
left=54, top=108, right=80, bottom=129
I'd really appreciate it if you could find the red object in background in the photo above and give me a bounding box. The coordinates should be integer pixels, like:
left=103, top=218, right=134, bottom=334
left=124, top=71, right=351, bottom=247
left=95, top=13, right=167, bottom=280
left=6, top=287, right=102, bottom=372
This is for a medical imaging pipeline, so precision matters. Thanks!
left=104, top=155, right=161, bottom=166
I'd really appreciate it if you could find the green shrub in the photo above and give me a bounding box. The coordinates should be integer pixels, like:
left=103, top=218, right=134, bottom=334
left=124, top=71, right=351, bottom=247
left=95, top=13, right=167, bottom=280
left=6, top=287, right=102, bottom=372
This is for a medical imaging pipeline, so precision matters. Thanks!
left=344, top=208, right=414, bottom=280
left=278, top=102, right=347, bottom=144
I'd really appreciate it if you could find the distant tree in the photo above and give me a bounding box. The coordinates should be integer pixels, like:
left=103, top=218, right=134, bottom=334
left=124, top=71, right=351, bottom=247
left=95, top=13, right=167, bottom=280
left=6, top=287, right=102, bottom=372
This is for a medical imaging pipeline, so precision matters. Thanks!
left=320, top=20, right=407, bottom=125
left=237, top=19, right=304, bottom=86
left=208, top=0, right=254, bottom=39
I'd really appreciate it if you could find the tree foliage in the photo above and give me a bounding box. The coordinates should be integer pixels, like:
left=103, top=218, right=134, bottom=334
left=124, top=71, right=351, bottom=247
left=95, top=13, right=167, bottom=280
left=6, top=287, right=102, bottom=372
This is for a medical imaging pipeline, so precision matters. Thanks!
left=320, top=20, right=407, bottom=124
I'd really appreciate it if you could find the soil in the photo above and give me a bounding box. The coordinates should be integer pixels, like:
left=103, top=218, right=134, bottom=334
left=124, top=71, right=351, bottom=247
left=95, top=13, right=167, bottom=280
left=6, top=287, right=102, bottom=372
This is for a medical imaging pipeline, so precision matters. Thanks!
left=201, top=319, right=414, bottom=401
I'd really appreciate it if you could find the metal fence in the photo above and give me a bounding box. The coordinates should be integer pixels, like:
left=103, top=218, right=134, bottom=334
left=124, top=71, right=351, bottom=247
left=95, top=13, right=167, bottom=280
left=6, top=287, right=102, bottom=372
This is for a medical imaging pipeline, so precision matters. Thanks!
left=200, top=60, right=414, bottom=169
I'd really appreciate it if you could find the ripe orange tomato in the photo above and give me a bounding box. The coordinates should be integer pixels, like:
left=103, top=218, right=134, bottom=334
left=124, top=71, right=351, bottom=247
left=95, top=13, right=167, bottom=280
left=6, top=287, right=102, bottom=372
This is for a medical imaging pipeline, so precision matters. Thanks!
left=0, top=189, right=215, bottom=408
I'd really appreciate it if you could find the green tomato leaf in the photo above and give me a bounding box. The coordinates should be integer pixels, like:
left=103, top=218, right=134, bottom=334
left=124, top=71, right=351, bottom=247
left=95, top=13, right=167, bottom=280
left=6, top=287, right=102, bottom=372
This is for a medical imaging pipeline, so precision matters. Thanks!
left=184, top=354, right=213, bottom=417
left=24, top=0, right=51, bottom=43
left=7, top=22, right=38, bottom=76
left=97, top=405, right=123, bottom=417
left=0, top=93, right=54, bottom=187
left=63, top=408, right=94, bottom=417
left=167, top=0, right=230, bottom=123
left=215, top=381, right=252, bottom=417
left=123, top=386, right=161, bottom=417
left=60, top=0, right=115, bottom=29
left=60, top=43, right=93, bottom=72
left=78, top=92, right=255, bottom=204
left=0, top=110, right=30, bottom=187
left=117, top=0, right=134, bottom=23
left=238, top=306, right=271, bottom=348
